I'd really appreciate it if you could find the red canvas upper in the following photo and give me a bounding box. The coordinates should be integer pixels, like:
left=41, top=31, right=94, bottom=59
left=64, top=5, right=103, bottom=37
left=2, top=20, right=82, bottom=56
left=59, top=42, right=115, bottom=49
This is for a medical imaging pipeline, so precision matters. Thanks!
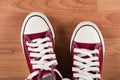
left=71, top=41, right=103, bottom=80
left=23, top=30, right=56, bottom=80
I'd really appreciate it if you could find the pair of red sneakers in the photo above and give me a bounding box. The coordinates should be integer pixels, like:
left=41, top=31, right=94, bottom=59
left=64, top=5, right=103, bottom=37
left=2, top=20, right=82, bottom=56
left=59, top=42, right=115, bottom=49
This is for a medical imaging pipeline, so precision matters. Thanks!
left=21, top=12, right=105, bottom=80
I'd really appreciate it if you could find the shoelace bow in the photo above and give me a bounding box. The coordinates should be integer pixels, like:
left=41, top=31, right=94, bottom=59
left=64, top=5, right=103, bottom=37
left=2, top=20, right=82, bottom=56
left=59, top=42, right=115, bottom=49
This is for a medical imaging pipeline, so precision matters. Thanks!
left=72, top=48, right=101, bottom=80
left=25, top=37, right=70, bottom=80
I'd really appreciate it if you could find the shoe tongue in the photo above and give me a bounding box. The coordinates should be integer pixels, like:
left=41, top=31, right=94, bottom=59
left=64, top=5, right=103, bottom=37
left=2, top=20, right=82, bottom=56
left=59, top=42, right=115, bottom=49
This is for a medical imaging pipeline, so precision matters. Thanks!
left=41, top=66, right=55, bottom=80
left=41, top=75, right=54, bottom=80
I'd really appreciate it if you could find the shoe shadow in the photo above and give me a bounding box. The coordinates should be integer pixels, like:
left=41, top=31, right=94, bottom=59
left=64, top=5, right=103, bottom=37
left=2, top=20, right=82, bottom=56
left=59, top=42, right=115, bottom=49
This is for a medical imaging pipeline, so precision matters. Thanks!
left=55, top=25, right=72, bottom=80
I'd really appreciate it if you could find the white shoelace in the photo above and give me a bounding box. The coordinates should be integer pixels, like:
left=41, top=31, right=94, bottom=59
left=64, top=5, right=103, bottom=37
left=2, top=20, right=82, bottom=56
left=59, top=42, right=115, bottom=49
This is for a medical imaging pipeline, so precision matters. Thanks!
left=72, top=48, right=100, bottom=80
left=25, top=37, right=70, bottom=80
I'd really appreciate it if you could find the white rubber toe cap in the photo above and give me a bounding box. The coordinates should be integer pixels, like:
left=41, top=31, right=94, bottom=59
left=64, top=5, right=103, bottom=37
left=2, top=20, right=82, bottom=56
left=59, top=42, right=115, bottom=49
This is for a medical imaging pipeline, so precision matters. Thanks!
left=23, top=12, right=49, bottom=35
left=24, top=16, right=49, bottom=34
left=71, top=21, right=104, bottom=44
left=21, top=12, right=55, bottom=38
left=70, top=21, right=105, bottom=53
left=74, top=25, right=100, bottom=43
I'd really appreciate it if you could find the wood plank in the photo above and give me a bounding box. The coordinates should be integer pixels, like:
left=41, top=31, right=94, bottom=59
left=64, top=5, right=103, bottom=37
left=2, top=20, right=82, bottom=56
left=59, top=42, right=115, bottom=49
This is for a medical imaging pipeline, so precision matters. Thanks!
left=98, top=0, right=120, bottom=11
left=0, top=0, right=120, bottom=80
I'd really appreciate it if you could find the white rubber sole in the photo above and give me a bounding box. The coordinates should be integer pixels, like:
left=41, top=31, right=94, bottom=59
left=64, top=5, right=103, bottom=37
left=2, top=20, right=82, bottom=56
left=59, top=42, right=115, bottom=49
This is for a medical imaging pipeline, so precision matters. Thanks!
left=70, top=21, right=105, bottom=54
left=20, top=12, right=55, bottom=56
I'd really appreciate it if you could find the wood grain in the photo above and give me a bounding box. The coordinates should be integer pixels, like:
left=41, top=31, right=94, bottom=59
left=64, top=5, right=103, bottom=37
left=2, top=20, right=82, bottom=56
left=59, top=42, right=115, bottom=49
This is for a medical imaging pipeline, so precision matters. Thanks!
left=0, top=0, right=120, bottom=80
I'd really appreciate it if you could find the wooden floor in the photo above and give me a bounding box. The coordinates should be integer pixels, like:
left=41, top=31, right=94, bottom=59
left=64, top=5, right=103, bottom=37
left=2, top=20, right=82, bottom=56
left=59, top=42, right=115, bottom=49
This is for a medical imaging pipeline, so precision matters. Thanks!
left=0, top=0, right=120, bottom=80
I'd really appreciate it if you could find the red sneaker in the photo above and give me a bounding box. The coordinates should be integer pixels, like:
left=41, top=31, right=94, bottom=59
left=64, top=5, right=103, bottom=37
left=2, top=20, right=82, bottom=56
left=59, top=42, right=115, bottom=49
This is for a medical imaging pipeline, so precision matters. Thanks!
left=21, top=12, right=69, bottom=80
left=70, top=21, right=105, bottom=80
